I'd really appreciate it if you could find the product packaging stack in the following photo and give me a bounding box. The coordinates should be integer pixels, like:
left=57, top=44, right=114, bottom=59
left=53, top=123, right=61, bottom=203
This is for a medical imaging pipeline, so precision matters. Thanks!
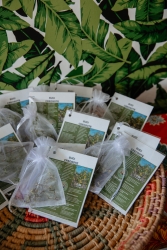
left=0, top=84, right=165, bottom=227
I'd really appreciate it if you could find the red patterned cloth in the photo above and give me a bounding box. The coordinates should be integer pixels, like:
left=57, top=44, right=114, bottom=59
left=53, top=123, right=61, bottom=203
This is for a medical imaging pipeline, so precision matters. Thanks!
left=143, top=114, right=167, bottom=185
left=25, top=209, right=48, bottom=223
left=143, top=114, right=167, bottom=144
left=143, top=114, right=167, bottom=250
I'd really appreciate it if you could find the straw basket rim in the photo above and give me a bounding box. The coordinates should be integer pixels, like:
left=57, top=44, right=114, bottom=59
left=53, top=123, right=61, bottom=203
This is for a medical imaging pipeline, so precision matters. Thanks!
left=0, top=164, right=166, bottom=250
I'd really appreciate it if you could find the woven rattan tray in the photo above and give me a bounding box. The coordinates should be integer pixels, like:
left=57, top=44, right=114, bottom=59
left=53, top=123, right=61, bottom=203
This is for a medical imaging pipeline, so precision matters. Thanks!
left=0, top=164, right=166, bottom=250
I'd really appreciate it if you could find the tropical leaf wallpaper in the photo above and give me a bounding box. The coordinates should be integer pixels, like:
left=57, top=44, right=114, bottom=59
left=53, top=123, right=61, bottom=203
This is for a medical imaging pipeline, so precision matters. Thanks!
left=0, top=0, right=167, bottom=113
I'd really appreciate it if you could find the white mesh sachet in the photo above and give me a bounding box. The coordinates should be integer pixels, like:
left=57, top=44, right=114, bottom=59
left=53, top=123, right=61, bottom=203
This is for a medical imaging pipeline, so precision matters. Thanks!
left=80, top=89, right=114, bottom=121
left=17, top=102, right=57, bottom=142
left=10, top=137, right=66, bottom=209
left=85, top=135, right=130, bottom=195
left=0, top=108, right=22, bottom=131
left=0, top=141, right=34, bottom=184
left=32, top=85, right=50, bottom=92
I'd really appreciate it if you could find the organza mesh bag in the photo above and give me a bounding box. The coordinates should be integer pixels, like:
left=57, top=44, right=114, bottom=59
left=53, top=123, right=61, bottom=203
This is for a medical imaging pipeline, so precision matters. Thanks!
left=80, top=89, right=114, bottom=121
left=9, top=137, right=66, bottom=209
left=32, top=85, right=50, bottom=92
left=84, top=134, right=130, bottom=195
left=17, top=102, right=57, bottom=142
left=0, top=108, right=22, bottom=130
left=0, top=141, right=34, bottom=184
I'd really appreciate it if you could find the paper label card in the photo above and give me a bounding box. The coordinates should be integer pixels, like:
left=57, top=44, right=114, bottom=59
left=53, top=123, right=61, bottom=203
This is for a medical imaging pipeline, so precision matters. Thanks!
left=0, top=89, right=32, bottom=114
left=0, top=123, right=20, bottom=142
left=99, top=133, right=165, bottom=215
left=104, top=92, right=153, bottom=130
left=0, top=190, right=8, bottom=210
left=31, top=148, right=98, bottom=227
left=29, top=92, right=75, bottom=132
left=50, top=83, right=93, bottom=109
left=57, top=111, right=110, bottom=153
left=108, top=123, right=160, bottom=150
left=56, top=143, right=87, bottom=153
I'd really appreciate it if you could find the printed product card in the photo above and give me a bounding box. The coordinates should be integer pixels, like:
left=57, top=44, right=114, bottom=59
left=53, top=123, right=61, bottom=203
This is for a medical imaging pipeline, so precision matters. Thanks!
left=0, top=190, right=8, bottom=210
left=29, top=92, right=75, bottom=132
left=0, top=124, right=21, bottom=192
left=31, top=148, right=98, bottom=227
left=0, top=123, right=20, bottom=142
left=104, top=92, right=153, bottom=130
left=56, top=143, right=88, bottom=153
left=0, top=89, right=32, bottom=114
left=99, top=132, right=165, bottom=215
left=57, top=110, right=110, bottom=153
left=108, top=123, right=160, bottom=150
left=50, top=83, right=93, bottom=109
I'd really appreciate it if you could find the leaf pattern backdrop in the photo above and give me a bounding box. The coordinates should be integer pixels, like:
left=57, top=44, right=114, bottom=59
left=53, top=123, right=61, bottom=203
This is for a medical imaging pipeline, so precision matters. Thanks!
left=0, top=0, right=167, bottom=114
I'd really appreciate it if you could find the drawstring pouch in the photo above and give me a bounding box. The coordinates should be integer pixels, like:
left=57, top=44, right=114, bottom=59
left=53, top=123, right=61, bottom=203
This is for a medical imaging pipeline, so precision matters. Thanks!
left=0, top=141, right=34, bottom=184
left=0, top=108, right=22, bottom=131
left=17, top=102, right=57, bottom=142
left=9, top=137, right=66, bottom=209
left=84, top=134, right=130, bottom=196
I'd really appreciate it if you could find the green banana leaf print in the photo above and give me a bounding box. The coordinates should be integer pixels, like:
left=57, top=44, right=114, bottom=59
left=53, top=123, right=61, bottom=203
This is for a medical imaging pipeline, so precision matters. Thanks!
left=0, top=31, right=8, bottom=74
left=0, top=6, right=29, bottom=30
left=35, top=0, right=82, bottom=68
left=38, top=63, right=62, bottom=85
left=99, top=0, right=129, bottom=24
left=3, top=40, right=34, bottom=70
left=84, top=38, right=132, bottom=86
left=136, top=0, right=164, bottom=59
left=2, top=0, right=21, bottom=11
left=62, top=66, right=84, bottom=85
left=112, top=0, right=138, bottom=11
left=114, top=19, right=167, bottom=44
left=0, top=0, right=167, bottom=114
left=81, top=0, right=130, bottom=64
left=15, top=50, right=55, bottom=89
left=113, top=0, right=164, bottom=60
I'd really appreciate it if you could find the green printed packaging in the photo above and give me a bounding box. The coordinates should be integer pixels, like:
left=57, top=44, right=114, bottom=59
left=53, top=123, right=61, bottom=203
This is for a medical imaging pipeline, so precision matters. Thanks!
left=0, top=89, right=32, bottom=115
left=29, top=91, right=75, bottom=132
left=31, top=147, right=98, bottom=227
left=50, top=83, right=93, bottom=110
left=104, top=92, right=153, bottom=131
left=99, top=128, right=165, bottom=215
left=57, top=110, right=110, bottom=153
left=107, top=122, right=160, bottom=150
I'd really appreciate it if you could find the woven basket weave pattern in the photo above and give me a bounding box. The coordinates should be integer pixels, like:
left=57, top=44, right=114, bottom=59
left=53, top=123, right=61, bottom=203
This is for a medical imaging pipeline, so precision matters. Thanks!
left=0, top=165, right=166, bottom=250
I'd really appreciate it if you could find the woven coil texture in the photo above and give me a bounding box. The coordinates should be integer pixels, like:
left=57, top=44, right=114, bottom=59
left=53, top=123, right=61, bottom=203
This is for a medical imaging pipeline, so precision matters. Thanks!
left=0, top=164, right=166, bottom=250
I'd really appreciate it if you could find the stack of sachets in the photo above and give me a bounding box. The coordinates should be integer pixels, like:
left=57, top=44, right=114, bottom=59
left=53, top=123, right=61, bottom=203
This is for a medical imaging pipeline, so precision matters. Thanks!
left=0, top=84, right=165, bottom=227
left=0, top=88, right=63, bottom=212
